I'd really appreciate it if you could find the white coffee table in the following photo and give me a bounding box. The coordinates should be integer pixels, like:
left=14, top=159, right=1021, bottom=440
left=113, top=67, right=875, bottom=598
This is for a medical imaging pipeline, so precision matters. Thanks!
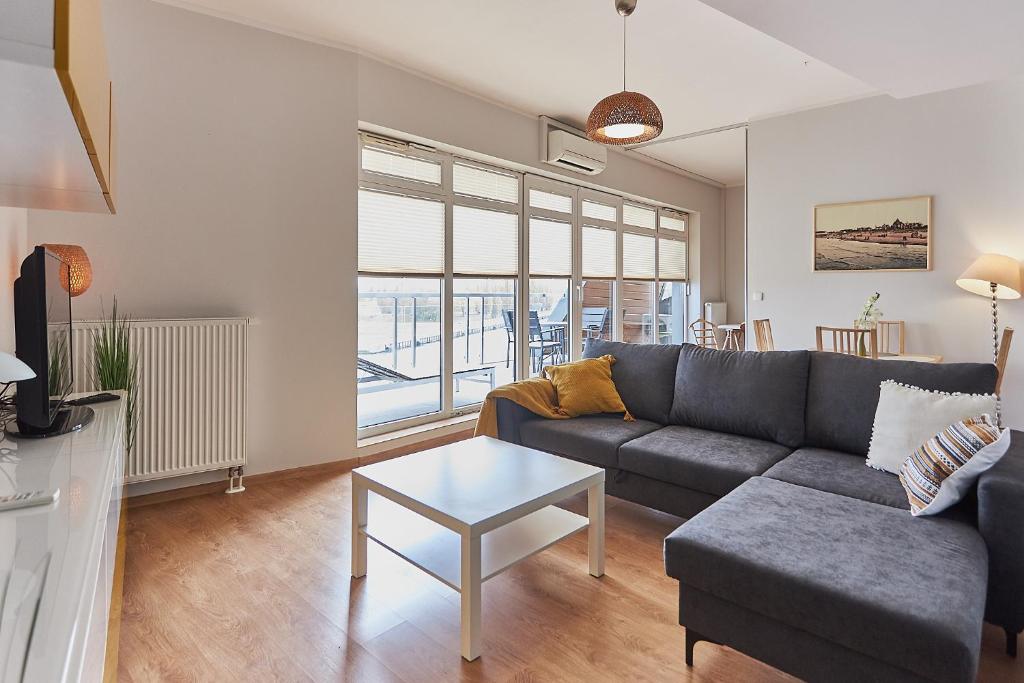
left=351, top=436, right=606, bottom=661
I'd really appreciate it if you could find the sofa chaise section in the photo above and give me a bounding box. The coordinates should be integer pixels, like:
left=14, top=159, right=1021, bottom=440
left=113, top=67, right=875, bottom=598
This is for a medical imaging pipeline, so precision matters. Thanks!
left=666, top=476, right=989, bottom=683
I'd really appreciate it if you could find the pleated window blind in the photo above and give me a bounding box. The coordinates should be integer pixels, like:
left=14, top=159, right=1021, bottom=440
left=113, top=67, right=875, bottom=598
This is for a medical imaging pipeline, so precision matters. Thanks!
left=453, top=205, right=518, bottom=276
left=582, top=199, right=617, bottom=223
left=660, top=210, right=687, bottom=232
left=529, top=189, right=573, bottom=214
left=623, top=204, right=656, bottom=230
left=361, top=147, right=442, bottom=185
left=582, top=226, right=616, bottom=279
left=529, top=217, right=572, bottom=276
left=358, top=189, right=445, bottom=274
left=453, top=163, right=519, bottom=203
left=622, top=232, right=656, bottom=280
left=658, top=238, right=688, bottom=281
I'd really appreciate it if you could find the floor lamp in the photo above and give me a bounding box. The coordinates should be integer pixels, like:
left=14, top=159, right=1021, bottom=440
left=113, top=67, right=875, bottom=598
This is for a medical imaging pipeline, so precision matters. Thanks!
left=956, top=253, right=1022, bottom=364
left=956, top=254, right=1021, bottom=427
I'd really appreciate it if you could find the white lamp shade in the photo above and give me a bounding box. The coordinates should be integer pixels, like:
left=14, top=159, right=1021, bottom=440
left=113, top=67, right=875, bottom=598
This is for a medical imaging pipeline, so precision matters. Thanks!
left=0, top=352, right=35, bottom=383
left=956, top=253, right=1023, bottom=300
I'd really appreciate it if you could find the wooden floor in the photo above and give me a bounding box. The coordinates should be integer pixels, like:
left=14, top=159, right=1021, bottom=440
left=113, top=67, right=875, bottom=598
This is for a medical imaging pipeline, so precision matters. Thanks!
left=120, top=471, right=1023, bottom=682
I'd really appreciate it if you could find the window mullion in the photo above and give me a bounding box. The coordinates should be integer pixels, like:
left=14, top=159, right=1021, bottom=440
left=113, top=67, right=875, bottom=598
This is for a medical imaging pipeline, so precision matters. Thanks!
left=441, top=156, right=455, bottom=416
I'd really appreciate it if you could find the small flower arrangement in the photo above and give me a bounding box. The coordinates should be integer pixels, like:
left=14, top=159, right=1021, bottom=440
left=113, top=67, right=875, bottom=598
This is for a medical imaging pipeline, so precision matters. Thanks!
left=856, top=292, right=883, bottom=329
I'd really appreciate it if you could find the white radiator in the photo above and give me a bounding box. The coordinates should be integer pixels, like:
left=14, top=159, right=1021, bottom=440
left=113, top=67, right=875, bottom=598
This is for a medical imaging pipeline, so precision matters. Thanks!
left=71, top=318, right=248, bottom=483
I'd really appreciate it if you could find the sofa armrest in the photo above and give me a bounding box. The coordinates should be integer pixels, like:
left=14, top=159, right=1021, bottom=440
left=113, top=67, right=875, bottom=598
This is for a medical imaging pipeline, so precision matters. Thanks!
left=978, top=428, right=1024, bottom=634
left=493, top=397, right=542, bottom=445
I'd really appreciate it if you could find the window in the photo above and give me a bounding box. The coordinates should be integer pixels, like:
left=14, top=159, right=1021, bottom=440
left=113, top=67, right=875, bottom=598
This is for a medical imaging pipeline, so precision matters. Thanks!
left=453, top=278, right=516, bottom=407
left=357, top=133, right=689, bottom=433
left=357, top=277, right=442, bottom=428
left=454, top=162, right=518, bottom=203
left=358, top=189, right=444, bottom=274
left=361, top=143, right=442, bottom=187
left=657, top=208, right=689, bottom=344
left=623, top=203, right=656, bottom=230
left=452, top=168, right=521, bottom=404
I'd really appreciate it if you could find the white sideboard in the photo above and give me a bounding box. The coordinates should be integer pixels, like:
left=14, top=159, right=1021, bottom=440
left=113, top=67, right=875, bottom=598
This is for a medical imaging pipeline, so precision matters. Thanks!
left=0, top=394, right=125, bottom=682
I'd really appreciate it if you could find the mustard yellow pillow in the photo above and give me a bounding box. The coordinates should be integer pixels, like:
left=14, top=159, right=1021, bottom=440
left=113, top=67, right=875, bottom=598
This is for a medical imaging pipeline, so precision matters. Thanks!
left=543, top=355, right=633, bottom=419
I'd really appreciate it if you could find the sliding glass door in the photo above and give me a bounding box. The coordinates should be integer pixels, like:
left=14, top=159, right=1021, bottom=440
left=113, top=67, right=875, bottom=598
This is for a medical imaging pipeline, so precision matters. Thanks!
left=356, top=133, right=689, bottom=435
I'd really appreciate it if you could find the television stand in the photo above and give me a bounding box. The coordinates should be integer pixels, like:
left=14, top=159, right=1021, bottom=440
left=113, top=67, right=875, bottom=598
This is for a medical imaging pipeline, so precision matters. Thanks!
left=7, top=406, right=95, bottom=439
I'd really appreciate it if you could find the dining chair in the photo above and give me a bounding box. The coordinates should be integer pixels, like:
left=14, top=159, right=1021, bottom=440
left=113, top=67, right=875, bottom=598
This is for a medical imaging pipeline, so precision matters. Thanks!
left=582, top=307, right=609, bottom=340
left=753, top=319, right=774, bottom=352
left=816, top=325, right=878, bottom=359
left=689, top=319, right=719, bottom=349
left=528, top=310, right=563, bottom=372
left=996, top=327, right=1014, bottom=394
left=874, top=320, right=905, bottom=356
left=502, top=310, right=515, bottom=368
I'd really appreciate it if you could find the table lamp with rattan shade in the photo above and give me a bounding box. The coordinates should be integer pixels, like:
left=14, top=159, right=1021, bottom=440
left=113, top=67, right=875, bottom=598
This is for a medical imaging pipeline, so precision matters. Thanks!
left=956, top=253, right=1022, bottom=363
left=41, top=244, right=92, bottom=297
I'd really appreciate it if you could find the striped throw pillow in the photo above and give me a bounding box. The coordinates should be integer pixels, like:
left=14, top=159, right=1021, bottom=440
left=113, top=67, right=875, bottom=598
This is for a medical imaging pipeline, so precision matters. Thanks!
left=899, top=415, right=1010, bottom=516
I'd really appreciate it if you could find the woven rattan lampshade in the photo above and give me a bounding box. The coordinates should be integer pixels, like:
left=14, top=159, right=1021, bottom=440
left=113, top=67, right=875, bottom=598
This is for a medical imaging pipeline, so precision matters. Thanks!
left=586, top=0, right=663, bottom=146
left=586, top=91, right=663, bottom=145
left=42, top=243, right=93, bottom=297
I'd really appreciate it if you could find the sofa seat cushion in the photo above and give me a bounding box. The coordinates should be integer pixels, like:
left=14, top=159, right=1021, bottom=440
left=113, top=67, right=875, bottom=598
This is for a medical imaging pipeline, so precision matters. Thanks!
left=669, top=344, right=810, bottom=448
left=763, top=447, right=909, bottom=509
left=518, top=415, right=661, bottom=468
left=583, top=339, right=680, bottom=424
left=618, top=426, right=792, bottom=496
left=665, top=477, right=987, bottom=683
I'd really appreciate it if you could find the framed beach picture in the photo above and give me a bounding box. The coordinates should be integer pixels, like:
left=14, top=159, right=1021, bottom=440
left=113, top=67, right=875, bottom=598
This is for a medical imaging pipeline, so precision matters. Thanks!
left=813, top=196, right=932, bottom=272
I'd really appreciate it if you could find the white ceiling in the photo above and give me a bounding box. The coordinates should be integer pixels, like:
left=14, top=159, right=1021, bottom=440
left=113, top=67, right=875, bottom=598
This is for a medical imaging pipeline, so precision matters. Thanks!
left=156, top=0, right=883, bottom=185
left=702, top=0, right=1024, bottom=99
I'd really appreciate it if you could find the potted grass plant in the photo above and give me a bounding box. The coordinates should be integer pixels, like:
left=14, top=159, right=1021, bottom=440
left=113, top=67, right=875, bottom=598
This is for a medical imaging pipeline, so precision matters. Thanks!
left=94, top=297, right=139, bottom=454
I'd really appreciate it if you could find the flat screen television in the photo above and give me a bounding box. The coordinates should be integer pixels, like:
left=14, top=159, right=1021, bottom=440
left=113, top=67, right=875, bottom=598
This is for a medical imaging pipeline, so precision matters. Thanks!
left=10, top=246, right=92, bottom=437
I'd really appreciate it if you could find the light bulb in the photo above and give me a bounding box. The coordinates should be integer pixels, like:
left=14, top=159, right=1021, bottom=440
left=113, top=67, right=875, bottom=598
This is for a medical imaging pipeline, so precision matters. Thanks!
left=601, top=123, right=647, bottom=139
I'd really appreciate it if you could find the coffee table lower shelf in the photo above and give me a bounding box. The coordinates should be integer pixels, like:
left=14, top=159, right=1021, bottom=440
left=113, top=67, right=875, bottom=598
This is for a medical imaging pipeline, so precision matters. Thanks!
left=362, top=493, right=588, bottom=591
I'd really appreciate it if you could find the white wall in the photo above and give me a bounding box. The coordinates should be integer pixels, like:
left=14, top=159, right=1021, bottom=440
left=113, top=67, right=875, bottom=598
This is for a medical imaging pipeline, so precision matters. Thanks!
left=0, top=208, right=27, bottom=353
left=27, top=0, right=359, bottom=487
left=748, top=77, right=1024, bottom=427
left=724, top=185, right=745, bottom=325
left=25, top=0, right=723, bottom=490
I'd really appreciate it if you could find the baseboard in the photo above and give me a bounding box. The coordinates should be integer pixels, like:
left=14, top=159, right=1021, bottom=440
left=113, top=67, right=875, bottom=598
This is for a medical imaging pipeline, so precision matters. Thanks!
left=102, top=498, right=128, bottom=682
left=127, top=427, right=474, bottom=509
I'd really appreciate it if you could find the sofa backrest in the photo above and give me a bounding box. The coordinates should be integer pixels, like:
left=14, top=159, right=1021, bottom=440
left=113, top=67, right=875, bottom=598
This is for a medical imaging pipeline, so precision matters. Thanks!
left=669, top=344, right=810, bottom=448
left=583, top=339, right=680, bottom=424
left=804, top=352, right=999, bottom=455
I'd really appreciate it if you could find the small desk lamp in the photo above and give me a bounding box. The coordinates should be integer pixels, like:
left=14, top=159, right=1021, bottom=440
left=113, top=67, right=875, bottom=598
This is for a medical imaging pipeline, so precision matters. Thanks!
left=956, top=253, right=1022, bottom=363
left=0, top=352, right=35, bottom=407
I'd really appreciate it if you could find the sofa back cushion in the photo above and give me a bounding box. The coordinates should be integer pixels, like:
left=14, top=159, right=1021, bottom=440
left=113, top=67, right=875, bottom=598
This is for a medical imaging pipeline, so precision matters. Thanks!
left=805, top=352, right=999, bottom=455
left=583, top=339, right=680, bottom=424
left=668, top=344, right=810, bottom=448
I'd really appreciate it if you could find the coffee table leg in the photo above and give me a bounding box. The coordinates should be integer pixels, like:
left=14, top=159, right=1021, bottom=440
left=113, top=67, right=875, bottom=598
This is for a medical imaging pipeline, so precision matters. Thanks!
left=588, top=481, right=605, bottom=577
left=460, top=533, right=481, bottom=661
left=352, top=477, right=367, bottom=579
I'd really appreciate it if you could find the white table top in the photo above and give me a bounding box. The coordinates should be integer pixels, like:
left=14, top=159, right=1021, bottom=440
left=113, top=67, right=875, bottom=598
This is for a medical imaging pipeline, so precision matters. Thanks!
left=354, top=436, right=603, bottom=533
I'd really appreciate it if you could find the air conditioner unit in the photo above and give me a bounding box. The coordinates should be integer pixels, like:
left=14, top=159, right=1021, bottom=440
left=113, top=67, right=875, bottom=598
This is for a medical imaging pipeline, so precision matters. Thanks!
left=545, top=129, right=607, bottom=175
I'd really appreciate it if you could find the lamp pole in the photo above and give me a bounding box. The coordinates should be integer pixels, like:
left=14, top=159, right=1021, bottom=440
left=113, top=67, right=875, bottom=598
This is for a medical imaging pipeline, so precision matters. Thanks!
left=991, top=281, right=999, bottom=364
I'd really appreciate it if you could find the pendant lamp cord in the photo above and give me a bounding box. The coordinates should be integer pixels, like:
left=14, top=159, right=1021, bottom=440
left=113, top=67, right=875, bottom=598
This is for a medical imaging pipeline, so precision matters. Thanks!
left=622, top=15, right=627, bottom=92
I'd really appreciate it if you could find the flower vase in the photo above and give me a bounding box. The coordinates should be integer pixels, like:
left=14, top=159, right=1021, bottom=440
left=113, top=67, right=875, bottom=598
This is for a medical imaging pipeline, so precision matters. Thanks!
left=854, top=320, right=872, bottom=357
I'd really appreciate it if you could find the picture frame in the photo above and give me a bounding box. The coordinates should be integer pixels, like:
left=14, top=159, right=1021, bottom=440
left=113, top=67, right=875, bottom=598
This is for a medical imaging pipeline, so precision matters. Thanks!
left=813, top=195, right=932, bottom=272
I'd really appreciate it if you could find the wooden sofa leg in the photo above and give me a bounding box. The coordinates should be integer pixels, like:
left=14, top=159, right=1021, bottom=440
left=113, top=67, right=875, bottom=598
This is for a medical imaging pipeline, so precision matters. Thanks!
left=1007, top=628, right=1019, bottom=658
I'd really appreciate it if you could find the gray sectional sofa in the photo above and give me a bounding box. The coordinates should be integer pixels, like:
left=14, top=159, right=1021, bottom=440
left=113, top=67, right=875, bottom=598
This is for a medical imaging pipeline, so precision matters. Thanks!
left=492, top=339, right=1024, bottom=683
